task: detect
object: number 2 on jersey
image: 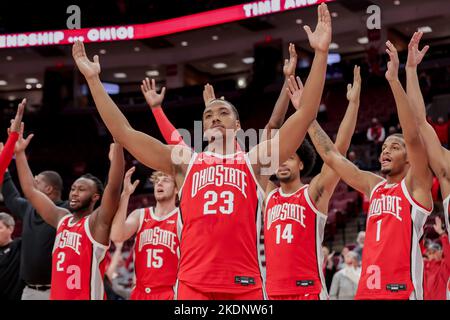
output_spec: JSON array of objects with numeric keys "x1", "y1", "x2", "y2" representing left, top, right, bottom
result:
[
  {"x1": 275, "y1": 224, "x2": 294, "y2": 244},
  {"x1": 204, "y1": 191, "x2": 234, "y2": 215}
]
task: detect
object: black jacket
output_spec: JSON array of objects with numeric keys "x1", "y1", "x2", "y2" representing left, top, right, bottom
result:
[{"x1": 1, "y1": 171, "x2": 69, "y2": 285}]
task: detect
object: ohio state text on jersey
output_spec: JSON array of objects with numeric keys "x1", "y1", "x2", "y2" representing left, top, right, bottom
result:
[
  {"x1": 132, "y1": 207, "x2": 181, "y2": 295},
  {"x1": 355, "y1": 179, "x2": 432, "y2": 300},
  {"x1": 178, "y1": 151, "x2": 265, "y2": 293},
  {"x1": 51, "y1": 215, "x2": 108, "y2": 300},
  {"x1": 264, "y1": 185, "x2": 328, "y2": 298}
]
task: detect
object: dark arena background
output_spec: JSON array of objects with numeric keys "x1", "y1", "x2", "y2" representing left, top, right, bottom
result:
[{"x1": 0, "y1": 0, "x2": 448, "y2": 315}]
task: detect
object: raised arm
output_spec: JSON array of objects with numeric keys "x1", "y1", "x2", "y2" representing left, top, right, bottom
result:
[
  {"x1": 0, "y1": 99, "x2": 25, "y2": 183},
  {"x1": 110, "y1": 166, "x2": 141, "y2": 242},
  {"x1": 307, "y1": 66, "x2": 362, "y2": 212},
  {"x1": 90, "y1": 142, "x2": 125, "y2": 246},
  {"x1": 261, "y1": 43, "x2": 298, "y2": 141},
  {"x1": 385, "y1": 40, "x2": 433, "y2": 206},
  {"x1": 249, "y1": 3, "x2": 331, "y2": 179},
  {"x1": 141, "y1": 78, "x2": 188, "y2": 147},
  {"x1": 14, "y1": 126, "x2": 69, "y2": 228},
  {"x1": 405, "y1": 32, "x2": 450, "y2": 193},
  {"x1": 72, "y1": 41, "x2": 189, "y2": 177}
]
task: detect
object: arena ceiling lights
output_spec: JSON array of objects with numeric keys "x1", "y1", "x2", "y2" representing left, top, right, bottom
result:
[{"x1": 0, "y1": 0, "x2": 333, "y2": 49}]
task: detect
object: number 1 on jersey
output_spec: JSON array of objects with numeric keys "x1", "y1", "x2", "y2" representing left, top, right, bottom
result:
[
  {"x1": 375, "y1": 220, "x2": 382, "y2": 242},
  {"x1": 275, "y1": 224, "x2": 294, "y2": 244}
]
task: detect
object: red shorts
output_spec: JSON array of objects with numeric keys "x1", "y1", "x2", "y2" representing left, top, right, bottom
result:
[
  {"x1": 177, "y1": 281, "x2": 264, "y2": 300},
  {"x1": 269, "y1": 294, "x2": 320, "y2": 300},
  {"x1": 130, "y1": 285, "x2": 175, "y2": 300}
]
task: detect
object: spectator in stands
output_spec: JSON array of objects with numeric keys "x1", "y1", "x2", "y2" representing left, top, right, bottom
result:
[
  {"x1": 428, "y1": 116, "x2": 449, "y2": 148},
  {"x1": 329, "y1": 251, "x2": 361, "y2": 300},
  {"x1": 347, "y1": 150, "x2": 368, "y2": 170},
  {"x1": 423, "y1": 216, "x2": 449, "y2": 300},
  {"x1": 388, "y1": 126, "x2": 397, "y2": 135},
  {"x1": 0, "y1": 212, "x2": 24, "y2": 300},
  {"x1": 322, "y1": 246, "x2": 337, "y2": 291},
  {"x1": 337, "y1": 246, "x2": 350, "y2": 270},
  {"x1": 1, "y1": 169, "x2": 67, "y2": 299},
  {"x1": 366, "y1": 117, "x2": 386, "y2": 145},
  {"x1": 105, "y1": 242, "x2": 131, "y2": 300},
  {"x1": 353, "y1": 231, "x2": 365, "y2": 262}
]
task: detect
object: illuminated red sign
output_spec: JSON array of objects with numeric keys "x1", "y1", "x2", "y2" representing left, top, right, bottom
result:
[{"x1": 0, "y1": 0, "x2": 332, "y2": 49}]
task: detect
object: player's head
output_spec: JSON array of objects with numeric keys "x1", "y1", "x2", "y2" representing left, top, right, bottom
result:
[
  {"x1": 379, "y1": 134, "x2": 408, "y2": 176},
  {"x1": 0, "y1": 212, "x2": 14, "y2": 246},
  {"x1": 344, "y1": 251, "x2": 359, "y2": 267},
  {"x1": 34, "y1": 171, "x2": 63, "y2": 200},
  {"x1": 150, "y1": 171, "x2": 177, "y2": 203},
  {"x1": 426, "y1": 242, "x2": 442, "y2": 261},
  {"x1": 69, "y1": 174, "x2": 104, "y2": 213},
  {"x1": 276, "y1": 140, "x2": 316, "y2": 182},
  {"x1": 202, "y1": 99, "x2": 241, "y2": 143}
]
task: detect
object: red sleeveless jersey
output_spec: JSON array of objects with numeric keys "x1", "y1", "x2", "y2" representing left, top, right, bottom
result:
[
  {"x1": 444, "y1": 195, "x2": 450, "y2": 301},
  {"x1": 178, "y1": 151, "x2": 265, "y2": 293},
  {"x1": 51, "y1": 215, "x2": 108, "y2": 300},
  {"x1": 131, "y1": 207, "x2": 181, "y2": 298},
  {"x1": 355, "y1": 179, "x2": 431, "y2": 300},
  {"x1": 264, "y1": 185, "x2": 328, "y2": 298}
]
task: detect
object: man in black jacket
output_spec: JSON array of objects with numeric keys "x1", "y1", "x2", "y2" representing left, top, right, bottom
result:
[
  {"x1": 0, "y1": 212, "x2": 24, "y2": 300},
  {"x1": 1, "y1": 169, "x2": 68, "y2": 299}
]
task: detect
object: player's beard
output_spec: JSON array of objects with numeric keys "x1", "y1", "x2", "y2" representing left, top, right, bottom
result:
[
  {"x1": 277, "y1": 172, "x2": 293, "y2": 183},
  {"x1": 70, "y1": 197, "x2": 93, "y2": 214},
  {"x1": 380, "y1": 167, "x2": 392, "y2": 175}
]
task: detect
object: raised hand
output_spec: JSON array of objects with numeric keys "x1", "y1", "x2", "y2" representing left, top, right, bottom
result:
[
  {"x1": 406, "y1": 31, "x2": 429, "y2": 68},
  {"x1": 385, "y1": 41, "x2": 399, "y2": 82},
  {"x1": 433, "y1": 216, "x2": 445, "y2": 236},
  {"x1": 72, "y1": 40, "x2": 101, "y2": 79},
  {"x1": 286, "y1": 75, "x2": 304, "y2": 109},
  {"x1": 283, "y1": 43, "x2": 298, "y2": 78},
  {"x1": 346, "y1": 65, "x2": 361, "y2": 103},
  {"x1": 303, "y1": 3, "x2": 332, "y2": 52},
  {"x1": 141, "y1": 78, "x2": 166, "y2": 108},
  {"x1": 8, "y1": 98, "x2": 26, "y2": 134},
  {"x1": 122, "y1": 166, "x2": 140, "y2": 196},
  {"x1": 14, "y1": 123, "x2": 34, "y2": 154}
]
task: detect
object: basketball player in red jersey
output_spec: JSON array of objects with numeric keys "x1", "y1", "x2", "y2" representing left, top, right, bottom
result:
[
  {"x1": 263, "y1": 65, "x2": 361, "y2": 300},
  {"x1": 110, "y1": 168, "x2": 181, "y2": 300},
  {"x1": 73, "y1": 3, "x2": 331, "y2": 299},
  {"x1": 403, "y1": 32, "x2": 450, "y2": 299},
  {"x1": 302, "y1": 40, "x2": 433, "y2": 300},
  {"x1": 14, "y1": 133, "x2": 124, "y2": 300}
]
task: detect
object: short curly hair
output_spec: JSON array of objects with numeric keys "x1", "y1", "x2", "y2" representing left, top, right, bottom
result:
[{"x1": 295, "y1": 139, "x2": 317, "y2": 177}]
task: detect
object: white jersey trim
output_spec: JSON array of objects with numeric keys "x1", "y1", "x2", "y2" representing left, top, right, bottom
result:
[
  {"x1": 243, "y1": 153, "x2": 266, "y2": 198},
  {"x1": 136, "y1": 208, "x2": 145, "y2": 234},
  {"x1": 150, "y1": 207, "x2": 179, "y2": 221},
  {"x1": 304, "y1": 187, "x2": 328, "y2": 219},
  {"x1": 369, "y1": 178, "x2": 387, "y2": 201},
  {"x1": 278, "y1": 184, "x2": 308, "y2": 198},
  {"x1": 85, "y1": 216, "x2": 110, "y2": 250},
  {"x1": 443, "y1": 195, "x2": 450, "y2": 243},
  {"x1": 400, "y1": 179, "x2": 433, "y2": 215},
  {"x1": 56, "y1": 214, "x2": 72, "y2": 230},
  {"x1": 177, "y1": 151, "x2": 199, "y2": 199},
  {"x1": 265, "y1": 188, "x2": 278, "y2": 207}
]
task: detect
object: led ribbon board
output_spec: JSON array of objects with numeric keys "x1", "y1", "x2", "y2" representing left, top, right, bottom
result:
[{"x1": 0, "y1": 0, "x2": 332, "y2": 49}]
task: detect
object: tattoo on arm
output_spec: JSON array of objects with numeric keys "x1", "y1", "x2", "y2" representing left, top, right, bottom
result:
[{"x1": 310, "y1": 123, "x2": 333, "y2": 155}]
